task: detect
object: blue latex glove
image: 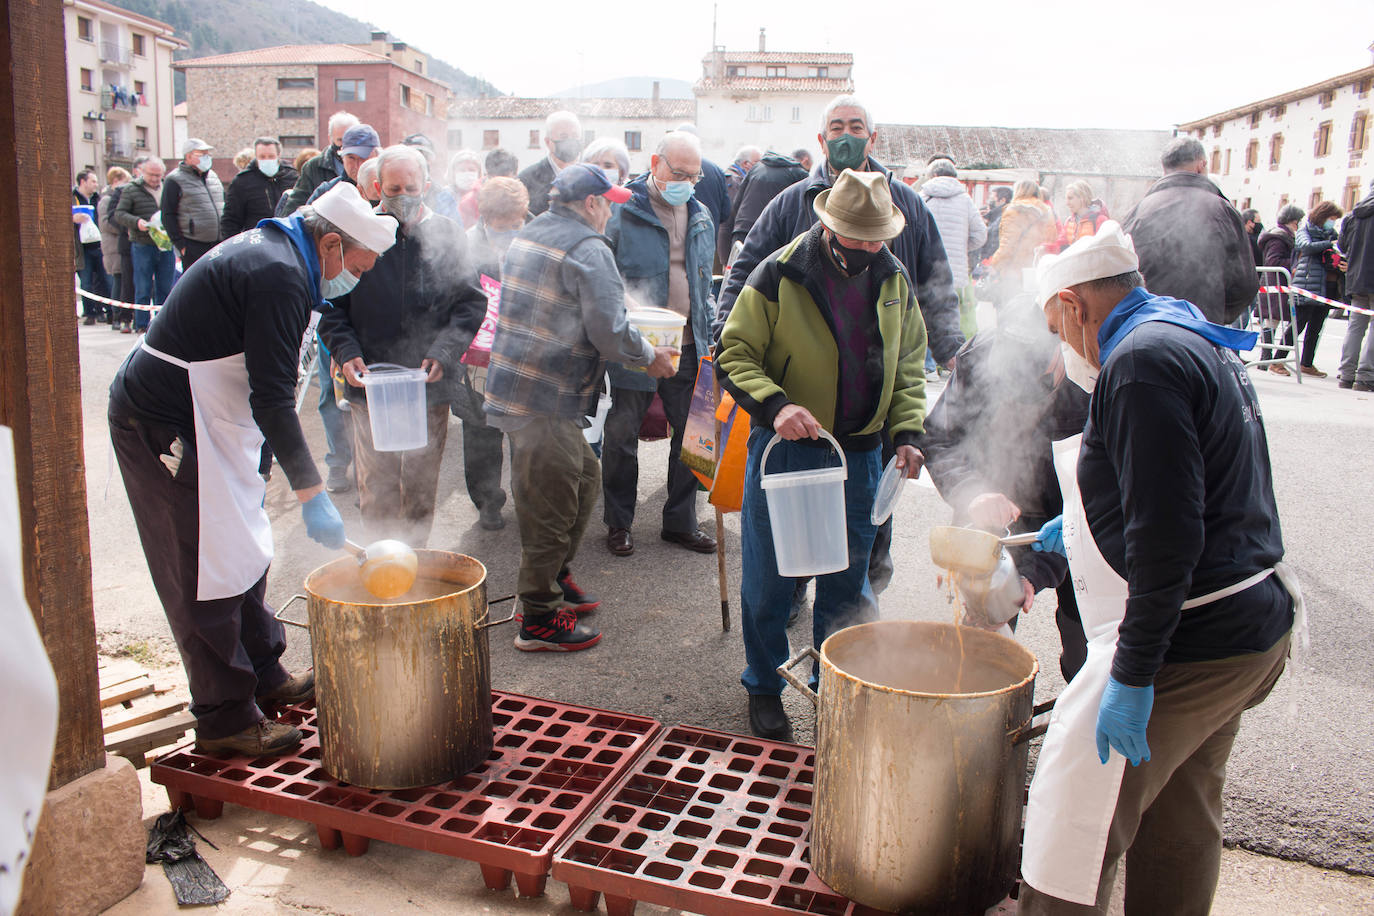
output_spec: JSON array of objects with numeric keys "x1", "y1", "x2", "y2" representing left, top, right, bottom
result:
[
  {"x1": 301, "y1": 491, "x2": 346, "y2": 549},
  {"x1": 1095, "y1": 676, "x2": 1154, "y2": 766},
  {"x1": 1032, "y1": 515, "x2": 1065, "y2": 556}
]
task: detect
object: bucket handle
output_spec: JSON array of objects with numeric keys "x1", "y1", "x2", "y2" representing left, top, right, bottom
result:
[
  {"x1": 760, "y1": 429, "x2": 848, "y2": 482},
  {"x1": 274, "y1": 594, "x2": 310, "y2": 630},
  {"x1": 777, "y1": 646, "x2": 821, "y2": 708},
  {"x1": 360, "y1": 361, "x2": 422, "y2": 384},
  {"x1": 474, "y1": 594, "x2": 518, "y2": 631},
  {"x1": 1008, "y1": 697, "x2": 1057, "y2": 745}
]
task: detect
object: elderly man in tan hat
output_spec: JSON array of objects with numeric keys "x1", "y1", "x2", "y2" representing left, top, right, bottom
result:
[{"x1": 718, "y1": 168, "x2": 928, "y2": 740}]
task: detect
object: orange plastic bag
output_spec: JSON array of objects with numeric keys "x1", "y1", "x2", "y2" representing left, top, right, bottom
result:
[{"x1": 708, "y1": 391, "x2": 749, "y2": 514}]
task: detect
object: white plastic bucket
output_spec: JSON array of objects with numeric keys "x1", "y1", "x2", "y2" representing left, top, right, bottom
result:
[
  {"x1": 628, "y1": 307, "x2": 686, "y2": 372},
  {"x1": 760, "y1": 430, "x2": 849, "y2": 576},
  {"x1": 359, "y1": 363, "x2": 428, "y2": 452}
]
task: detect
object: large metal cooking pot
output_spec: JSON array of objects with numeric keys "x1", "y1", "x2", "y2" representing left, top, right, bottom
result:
[
  {"x1": 278, "y1": 550, "x2": 514, "y2": 790},
  {"x1": 780, "y1": 620, "x2": 1044, "y2": 915}
]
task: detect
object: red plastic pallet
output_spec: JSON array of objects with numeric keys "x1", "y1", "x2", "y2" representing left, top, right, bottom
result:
[
  {"x1": 150, "y1": 692, "x2": 660, "y2": 897},
  {"x1": 551, "y1": 725, "x2": 899, "y2": 916}
]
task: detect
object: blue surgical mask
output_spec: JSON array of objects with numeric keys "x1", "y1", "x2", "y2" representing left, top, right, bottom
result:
[
  {"x1": 258, "y1": 158, "x2": 280, "y2": 178},
  {"x1": 322, "y1": 267, "x2": 360, "y2": 300},
  {"x1": 1323, "y1": 220, "x2": 1336, "y2": 230},
  {"x1": 198, "y1": 154, "x2": 213, "y2": 172},
  {"x1": 659, "y1": 180, "x2": 694, "y2": 206}
]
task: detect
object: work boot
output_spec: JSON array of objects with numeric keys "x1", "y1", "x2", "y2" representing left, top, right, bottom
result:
[
  {"x1": 326, "y1": 466, "x2": 353, "y2": 493},
  {"x1": 1356, "y1": 381, "x2": 1374, "y2": 392},
  {"x1": 257, "y1": 670, "x2": 315, "y2": 704},
  {"x1": 478, "y1": 502, "x2": 505, "y2": 530},
  {"x1": 558, "y1": 569, "x2": 600, "y2": 614},
  {"x1": 748, "y1": 695, "x2": 793, "y2": 742},
  {"x1": 196, "y1": 719, "x2": 302, "y2": 756},
  {"x1": 514, "y1": 607, "x2": 602, "y2": 652}
]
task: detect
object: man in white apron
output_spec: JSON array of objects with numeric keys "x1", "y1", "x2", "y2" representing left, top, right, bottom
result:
[
  {"x1": 1019, "y1": 224, "x2": 1302, "y2": 914},
  {"x1": 108, "y1": 183, "x2": 397, "y2": 756}
]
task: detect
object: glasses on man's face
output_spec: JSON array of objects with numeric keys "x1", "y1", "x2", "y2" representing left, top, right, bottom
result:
[{"x1": 661, "y1": 159, "x2": 703, "y2": 185}]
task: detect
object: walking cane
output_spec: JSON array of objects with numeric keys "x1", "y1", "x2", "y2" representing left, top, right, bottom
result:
[{"x1": 710, "y1": 362, "x2": 730, "y2": 632}]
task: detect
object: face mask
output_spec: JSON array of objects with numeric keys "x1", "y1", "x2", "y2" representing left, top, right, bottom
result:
[
  {"x1": 382, "y1": 193, "x2": 424, "y2": 226},
  {"x1": 1060, "y1": 313, "x2": 1098, "y2": 393},
  {"x1": 1323, "y1": 220, "x2": 1336, "y2": 230},
  {"x1": 258, "y1": 158, "x2": 280, "y2": 178},
  {"x1": 827, "y1": 233, "x2": 877, "y2": 276},
  {"x1": 552, "y1": 137, "x2": 583, "y2": 163},
  {"x1": 322, "y1": 266, "x2": 359, "y2": 300},
  {"x1": 601, "y1": 167, "x2": 621, "y2": 187},
  {"x1": 452, "y1": 172, "x2": 478, "y2": 192},
  {"x1": 825, "y1": 134, "x2": 868, "y2": 172},
  {"x1": 659, "y1": 180, "x2": 694, "y2": 206},
  {"x1": 198, "y1": 154, "x2": 212, "y2": 172}
]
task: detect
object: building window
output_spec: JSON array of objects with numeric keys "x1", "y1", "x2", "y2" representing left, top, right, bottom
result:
[
  {"x1": 76, "y1": 16, "x2": 93, "y2": 41},
  {"x1": 1359, "y1": 78, "x2": 1372, "y2": 99},
  {"x1": 807, "y1": 66, "x2": 828, "y2": 77},
  {"x1": 1210, "y1": 148, "x2": 1221, "y2": 172},
  {"x1": 1269, "y1": 134, "x2": 1283, "y2": 169},
  {"x1": 766, "y1": 66, "x2": 784, "y2": 77},
  {"x1": 424, "y1": 94, "x2": 434, "y2": 116},
  {"x1": 279, "y1": 77, "x2": 315, "y2": 90},
  {"x1": 414, "y1": 59, "x2": 423, "y2": 74},
  {"x1": 625, "y1": 130, "x2": 642, "y2": 152},
  {"x1": 747, "y1": 104, "x2": 758, "y2": 121},
  {"x1": 1245, "y1": 139, "x2": 1259, "y2": 169},
  {"x1": 1225, "y1": 149, "x2": 1232, "y2": 175},
  {"x1": 1210, "y1": 124, "x2": 1220, "y2": 137},
  {"x1": 1343, "y1": 178, "x2": 1362, "y2": 211},
  {"x1": 726, "y1": 66, "x2": 743, "y2": 77},
  {"x1": 1319, "y1": 90, "x2": 1335, "y2": 109},
  {"x1": 133, "y1": 80, "x2": 145, "y2": 97},
  {"x1": 528, "y1": 129, "x2": 540, "y2": 149},
  {"x1": 279, "y1": 135, "x2": 315, "y2": 148},
  {"x1": 131, "y1": 33, "x2": 145, "y2": 56},
  {"x1": 334, "y1": 78, "x2": 364, "y2": 102},
  {"x1": 135, "y1": 126, "x2": 148, "y2": 149},
  {"x1": 482, "y1": 129, "x2": 499, "y2": 149},
  {"x1": 1352, "y1": 111, "x2": 1370, "y2": 153},
  {"x1": 79, "y1": 68, "x2": 93, "y2": 92},
  {"x1": 400, "y1": 84, "x2": 412, "y2": 108},
  {"x1": 791, "y1": 106, "x2": 801, "y2": 122},
  {"x1": 448, "y1": 129, "x2": 463, "y2": 148},
  {"x1": 762, "y1": 105, "x2": 773, "y2": 121},
  {"x1": 1270, "y1": 103, "x2": 1286, "y2": 119},
  {"x1": 1249, "y1": 111, "x2": 1261, "y2": 129},
  {"x1": 1315, "y1": 120, "x2": 1332, "y2": 157},
  {"x1": 278, "y1": 106, "x2": 315, "y2": 119},
  {"x1": 1309, "y1": 189, "x2": 1323, "y2": 209},
  {"x1": 1241, "y1": 198, "x2": 1252, "y2": 210}
]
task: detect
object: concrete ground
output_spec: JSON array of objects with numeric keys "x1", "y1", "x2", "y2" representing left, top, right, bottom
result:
[{"x1": 79, "y1": 312, "x2": 1374, "y2": 914}]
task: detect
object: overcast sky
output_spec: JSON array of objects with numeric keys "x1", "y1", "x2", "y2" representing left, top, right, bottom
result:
[{"x1": 320, "y1": 0, "x2": 1374, "y2": 130}]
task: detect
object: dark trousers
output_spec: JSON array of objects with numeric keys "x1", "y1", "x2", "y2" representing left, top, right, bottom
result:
[
  {"x1": 178, "y1": 239, "x2": 217, "y2": 271},
  {"x1": 462, "y1": 420, "x2": 506, "y2": 511},
  {"x1": 108, "y1": 409, "x2": 289, "y2": 739},
  {"x1": 349, "y1": 399, "x2": 451, "y2": 545},
  {"x1": 1055, "y1": 579, "x2": 1087, "y2": 681},
  {"x1": 1294, "y1": 302, "x2": 1329, "y2": 367},
  {"x1": 114, "y1": 250, "x2": 135, "y2": 326},
  {"x1": 79, "y1": 246, "x2": 109, "y2": 319},
  {"x1": 508, "y1": 416, "x2": 600, "y2": 616},
  {"x1": 601, "y1": 343, "x2": 700, "y2": 534}
]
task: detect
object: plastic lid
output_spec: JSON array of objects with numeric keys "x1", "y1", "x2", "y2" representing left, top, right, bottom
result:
[{"x1": 871, "y1": 455, "x2": 906, "y2": 524}]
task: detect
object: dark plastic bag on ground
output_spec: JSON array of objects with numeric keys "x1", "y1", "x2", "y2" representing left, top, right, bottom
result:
[{"x1": 146, "y1": 810, "x2": 229, "y2": 906}]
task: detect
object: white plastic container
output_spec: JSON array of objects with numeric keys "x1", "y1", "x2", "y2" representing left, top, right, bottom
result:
[
  {"x1": 627, "y1": 307, "x2": 687, "y2": 372},
  {"x1": 760, "y1": 430, "x2": 849, "y2": 576},
  {"x1": 359, "y1": 363, "x2": 428, "y2": 452}
]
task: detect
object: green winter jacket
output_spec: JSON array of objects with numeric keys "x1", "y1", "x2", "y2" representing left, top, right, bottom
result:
[{"x1": 718, "y1": 223, "x2": 928, "y2": 451}]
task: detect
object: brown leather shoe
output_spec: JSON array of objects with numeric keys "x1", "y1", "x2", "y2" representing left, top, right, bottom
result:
[
  {"x1": 607, "y1": 527, "x2": 634, "y2": 556},
  {"x1": 1268, "y1": 364, "x2": 1291, "y2": 377},
  {"x1": 661, "y1": 528, "x2": 718, "y2": 554},
  {"x1": 196, "y1": 719, "x2": 302, "y2": 756},
  {"x1": 257, "y1": 670, "x2": 315, "y2": 704},
  {"x1": 1300, "y1": 365, "x2": 1328, "y2": 378}
]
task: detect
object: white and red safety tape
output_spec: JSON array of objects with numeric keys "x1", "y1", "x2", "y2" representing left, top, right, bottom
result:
[
  {"x1": 1256, "y1": 285, "x2": 1374, "y2": 318},
  {"x1": 74, "y1": 276, "x2": 161, "y2": 312}
]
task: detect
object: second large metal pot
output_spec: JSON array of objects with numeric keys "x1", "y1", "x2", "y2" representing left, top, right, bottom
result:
[
  {"x1": 280, "y1": 550, "x2": 513, "y2": 790},
  {"x1": 781, "y1": 620, "x2": 1040, "y2": 915}
]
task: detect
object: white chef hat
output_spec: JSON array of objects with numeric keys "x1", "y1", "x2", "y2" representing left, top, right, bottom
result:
[
  {"x1": 312, "y1": 181, "x2": 396, "y2": 254},
  {"x1": 1035, "y1": 220, "x2": 1139, "y2": 309}
]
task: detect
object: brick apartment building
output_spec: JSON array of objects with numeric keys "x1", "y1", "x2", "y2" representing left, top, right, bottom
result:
[{"x1": 174, "y1": 32, "x2": 454, "y2": 184}]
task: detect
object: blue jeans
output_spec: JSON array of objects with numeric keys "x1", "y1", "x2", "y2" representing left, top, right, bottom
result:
[
  {"x1": 315, "y1": 344, "x2": 353, "y2": 471},
  {"x1": 130, "y1": 242, "x2": 174, "y2": 331},
  {"x1": 79, "y1": 246, "x2": 109, "y2": 319},
  {"x1": 740, "y1": 427, "x2": 881, "y2": 695}
]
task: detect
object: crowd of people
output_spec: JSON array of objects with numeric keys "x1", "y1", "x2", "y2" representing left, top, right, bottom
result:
[{"x1": 84, "y1": 90, "x2": 1374, "y2": 915}]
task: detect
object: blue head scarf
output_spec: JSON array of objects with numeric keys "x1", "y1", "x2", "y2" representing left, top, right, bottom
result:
[
  {"x1": 1098, "y1": 288, "x2": 1257, "y2": 364},
  {"x1": 255, "y1": 215, "x2": 324, "y2": 308}
]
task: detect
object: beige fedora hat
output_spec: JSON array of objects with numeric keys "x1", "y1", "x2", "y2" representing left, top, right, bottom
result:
[{"x1": 812, "y1": 169, "x2": 906, "y2": 241}]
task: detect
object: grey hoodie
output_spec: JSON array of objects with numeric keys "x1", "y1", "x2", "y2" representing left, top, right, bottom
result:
[{"x1": 918, "y1": 176, "x2": 986, "y2": 282}]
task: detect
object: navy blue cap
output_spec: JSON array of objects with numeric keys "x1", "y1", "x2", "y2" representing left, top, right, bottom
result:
[
  {"x1": 551, "y1": 162, "x2": 632, "y2": 204},
  {"x1": 340, "y1": 124, "x2": 381, "y2": 158}
]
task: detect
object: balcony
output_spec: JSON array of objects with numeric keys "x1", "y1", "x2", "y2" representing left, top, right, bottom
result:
[
  {"x1": 100, "y1": 86, "x2": 140, "y2": 116},
  {"x1": 99, "y1": 41, "x2": 132, "y2": 67},
  {"x1": 104, "y1": 139, "x2": 132, "y2": 160}
]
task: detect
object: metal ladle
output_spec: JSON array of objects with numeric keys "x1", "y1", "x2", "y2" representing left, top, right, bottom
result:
[
  {"x1": 344, "y1": 538, "x2": 419, "y2": 600},
  {"x1": 929, "y1": 526, "x2": 1040, "y2": 578}
]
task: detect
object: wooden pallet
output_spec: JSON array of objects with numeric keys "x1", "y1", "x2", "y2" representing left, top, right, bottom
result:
[{"x1": 99, "y1": 657, "x2": 191, "y2": 768}]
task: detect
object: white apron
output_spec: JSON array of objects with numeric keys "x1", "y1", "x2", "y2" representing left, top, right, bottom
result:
[
  {"x1": 1022, "y1": 434, "x2": 1309, "y2": 905},
  {"x1": 141, "y1": 341, "x2": 273, "y2": 601}
]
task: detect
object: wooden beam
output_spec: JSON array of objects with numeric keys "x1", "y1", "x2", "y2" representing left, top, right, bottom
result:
[{"x1": 0, "y1": 0, "x2": 103, "y2": 786}]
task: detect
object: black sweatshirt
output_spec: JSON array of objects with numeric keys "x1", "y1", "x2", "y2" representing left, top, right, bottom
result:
[
  {"x1": 108, "y1": 225, "x2": 322, "y2": 490},
  {"x1": 1079, "y1": 322, "x2": 1292, "y2": 686}
]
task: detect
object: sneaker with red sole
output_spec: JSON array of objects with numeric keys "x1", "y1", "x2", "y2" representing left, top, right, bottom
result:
[
  {"x1": 514, "y1": 607, "x2": 602, "y2": 652},
  {"x1": 557, "y1": 569, "x2": 600, "y2": 614}
]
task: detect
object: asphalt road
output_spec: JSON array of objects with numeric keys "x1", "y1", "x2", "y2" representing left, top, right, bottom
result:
[{"x1": 79, "y1": 317, "x2": 1373, "y2": 876}]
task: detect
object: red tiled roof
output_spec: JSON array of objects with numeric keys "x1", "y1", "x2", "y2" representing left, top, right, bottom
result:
[
  {"x1": 693, "y1": 77, "x2": 855, "y2": 94},
  {"x1": 449, "y1": 97, "x2": 697, "y2": 120},
  {"x1": 173, "y1": 44, "x2": 392, "y2": 68},
  {"x1": 874, "y1": 125, "x2": 1172, "y2": 177},
  {"x1": 704, "y1": 51, "x2": 854, "y2": 65}
]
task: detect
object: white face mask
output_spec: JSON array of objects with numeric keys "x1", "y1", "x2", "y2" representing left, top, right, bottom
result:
[
  {"x1": 1061, "y1": 340, "x2": 1097, "y2": 393},
  {"x1": 452, "y1": 172, "x2": 478, "y2": 192},
  {"x1": 258, "y1": 157, "x2": 280, "y2": 177},
  {"x1": 601, "y1": 166, "x2": 621, "y2": 187}
]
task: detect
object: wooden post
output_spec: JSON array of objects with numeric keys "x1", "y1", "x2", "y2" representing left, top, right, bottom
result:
[
  {"x1": 710, "y1": 363, "x2": 729, "y2": 632},
  {"x1": 0, "y1": 0, "x2": 104, "y2": 786}
]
